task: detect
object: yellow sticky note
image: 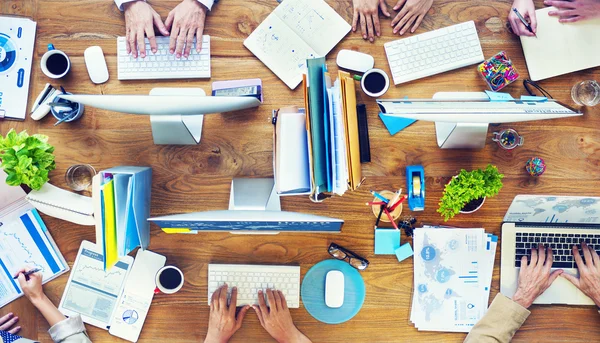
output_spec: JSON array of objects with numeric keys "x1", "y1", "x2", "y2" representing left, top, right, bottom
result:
[
  {"x1": 162, "y1": 228, "x2": 191, "y2": 234},
  {"x1": 102, "y1": 180, "x2": 118, "y2": 270}
]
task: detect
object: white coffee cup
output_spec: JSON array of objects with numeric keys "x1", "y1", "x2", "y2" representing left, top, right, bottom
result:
[
  {"x1": 154, "y1": 266, "x2": 184, "y2": 295},
  {"x1": 40, "y1": 44, "x2": 71, "y2": 79},
  {"x1": 360, "y1": 68, "x2": 390, "y2": 98}
]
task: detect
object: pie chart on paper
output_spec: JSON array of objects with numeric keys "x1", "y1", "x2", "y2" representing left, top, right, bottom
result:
[
  {"x1": 0, "y1": 33, "x2": 17, "y2": 73},
  {"x1": 122, "y1": 310, "x2": 139, "y2": 325}
]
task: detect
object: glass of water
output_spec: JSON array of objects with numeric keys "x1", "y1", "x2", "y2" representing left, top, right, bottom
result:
[
  {"x1": 571, "y1": 80, "x2": 600, "y2": 106},
  {"x1": 65, "y1": 164, "x2": 96, "y2": 191}
]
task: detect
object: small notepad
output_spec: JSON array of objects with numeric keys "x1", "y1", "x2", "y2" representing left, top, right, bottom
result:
[{"x1": 374, "y1": 229, "x2": 401, "y2": 255}]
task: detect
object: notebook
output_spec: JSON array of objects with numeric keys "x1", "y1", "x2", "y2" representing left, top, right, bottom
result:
[
  {"x1": 520, "y1": 7, "x2": 600, "y2": 81},
  {"x1": 26, "y1": 183, "x2": 94, "y2": 226},
  {"x1": 244, "y1": 0, "x2": 351, "y2": 89}
]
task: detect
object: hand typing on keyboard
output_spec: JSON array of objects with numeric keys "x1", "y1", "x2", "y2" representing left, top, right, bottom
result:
[
  {"x1": 512, "y1": 244, "x2": 563, "y2": 308},
  {"x1": 561, "y1": 242, "x2": 600, "y2": 307},
  {"x1": 391, "y1": 0, "x2": 434, "y2": 35},
  {"x1": 205, "y1": 284, "x2": 250, "y2": 343},
  {"x1": 123, "y1": 1, "x2": 170, "y2": 58},
  {"x1": 165, "y1": 0, "x2": 209, "y2": 58},
  {"x1": 253, "y1": 289, "x2": 312, "y2": 343},
  {"x1": 351, "y1": 0, "x2": 391, "y2": 42}
]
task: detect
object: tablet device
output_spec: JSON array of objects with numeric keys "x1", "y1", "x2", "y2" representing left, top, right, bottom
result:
[{"x1": 58, "y1": 240, "x2": 133, "y2": 329}]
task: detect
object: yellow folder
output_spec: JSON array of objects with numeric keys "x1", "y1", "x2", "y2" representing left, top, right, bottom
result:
[
  {"x1": 102, "y1": 180, "x2": 118, "y2": 270},
  {"x1": 339, "y1": 71, "x2": 363, "y2": 190}
]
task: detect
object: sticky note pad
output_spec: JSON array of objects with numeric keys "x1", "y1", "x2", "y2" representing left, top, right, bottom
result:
[
  {"x1": 395, "y1": 243, "x2": 414, "y2": 262},
  {"x1": 485, "y1": 90, "x2": 514, "y2": 102},
  {"x1": 379, "y1": 113, "x2": 416, "y2": 136},
  {"x1": 374, "y1": 229, "x2": 401, "y2": 255}
]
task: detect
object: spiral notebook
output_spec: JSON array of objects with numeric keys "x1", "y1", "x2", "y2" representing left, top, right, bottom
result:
[{"x1": 26, "y1": 183, "x2": 94, "y2": 226}]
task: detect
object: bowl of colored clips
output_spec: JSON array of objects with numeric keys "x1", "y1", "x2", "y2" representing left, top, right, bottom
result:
[
  {"x1": 492, "y1": 128, "x2": 524, "y2": 150},
  {"x1": 371, "y1": 190, "x2": 402, "y2": 222},
  {"x1": 478, "y1": 51, "x2": 519, "y2": 92},
  {"x1": 50, "y1": 92, "x2": 84, "y2": 125}
]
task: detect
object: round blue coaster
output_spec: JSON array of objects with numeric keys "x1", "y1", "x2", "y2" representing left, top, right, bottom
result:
[{"x1": 301, "y1": 259, "x2": 366, "y2": 324}]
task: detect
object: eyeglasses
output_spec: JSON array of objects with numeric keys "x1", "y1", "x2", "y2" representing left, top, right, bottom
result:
[
  {"x1": 523, "y1": 79, "x2": 554, "y2": 99},
  {"x1": 328, "y1": 243, "x2": 369, "y2": 271}
]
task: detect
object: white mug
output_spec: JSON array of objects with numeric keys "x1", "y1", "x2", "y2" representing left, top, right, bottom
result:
[
  {"x1": 154, "y1": 266, "x2": 184, "y2": 295},
  {"x1": 40, "y1": 44, "x2": 70, "y2": 79},
  {"x1": 360, "y1": 68, "x2": 390, "y2": 98}
]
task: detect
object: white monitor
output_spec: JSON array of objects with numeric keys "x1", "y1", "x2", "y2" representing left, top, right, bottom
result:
[
  {"x1": 59, "y1": 88, "x2": 261, "y2": 145},
  {"x1": 149, "y1": 178, "x2": 343, "y2": 234},
  {"x1": 377, "y1": 92, "x2": 582, "y2": 149}
]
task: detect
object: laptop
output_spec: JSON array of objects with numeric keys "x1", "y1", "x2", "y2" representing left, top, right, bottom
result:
[
  {"x1": 520, "y1": 7, "x2": 600, "y2": 81},
  {"x1": 500, "y1": 195, "x2": 600, "y2": 305}
]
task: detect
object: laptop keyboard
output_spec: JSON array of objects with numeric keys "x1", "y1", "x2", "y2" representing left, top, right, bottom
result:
[{"x1": 515, "y1": 232, "x2": 600, "y2": 268}]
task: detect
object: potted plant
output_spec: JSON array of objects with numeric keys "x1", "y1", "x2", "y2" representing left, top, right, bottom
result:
[
  {"x1": 0, "y1": 129, "x2": 56, "y2": 191},
  {"x1": 437, "y1": 164, "x2": 504, "y2": 222}
]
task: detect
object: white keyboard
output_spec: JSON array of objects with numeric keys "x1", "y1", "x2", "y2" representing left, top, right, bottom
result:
[
  {"x1": 208, "y1": 264, "x2": 300, "y2": 308},
  {"x1": 384, "y1": 21, "x2": 484, "y2": 85},
  {"x1": 117, "y1": 35, "x2": 210, "y2": 80}
]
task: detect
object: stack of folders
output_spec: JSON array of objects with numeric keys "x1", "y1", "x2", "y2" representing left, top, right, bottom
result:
[
  {"x1": 274, "y1": 57, "x2": 363, "y2": 200},
  {"x1": 410, "y1": 226, "x2": 497, "y2": 332},
  {"x1": 92, "y1": 166, "x2": 152, "y2": 270}
]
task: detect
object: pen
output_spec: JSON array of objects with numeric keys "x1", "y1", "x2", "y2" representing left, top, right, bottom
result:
[
  {"x1": 512, "y1": 8, "x2": 536, "y2": 36},
  {"x1": 387, "y1": 191, "x2": 402, "y2": 210},
  {"x1": 374, "y1": 205, "x2": 385, "y2": 228},
  {"x1": 13, "y1": 268, "x2": 41, "y2": 279},
  {"x1": 370, "y1": 191, "x2": 389, "y2": 203},
  {"x1": 366, "y1": 201, "x2": 386, "y2": 206},
  {"x1": 383, "y1": 208, "x2": 399, "y2": 230},
  {"x1": 389, "y1": 195, "x2": 408, "y2": 212}
]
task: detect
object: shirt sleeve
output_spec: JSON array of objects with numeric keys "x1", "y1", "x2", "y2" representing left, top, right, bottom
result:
[
  {"x1": 114, "y1": 0, "x2": 145, "y2": 11},
  {"x1": 463, "y1": 294, "x2": 531, "y2": 343},
  {"x1": 48, "y1": 315, "x2": 92, "y2": 343},
  {"x1": 197, "y1": 0, "x2": 215, "y2": 11}
]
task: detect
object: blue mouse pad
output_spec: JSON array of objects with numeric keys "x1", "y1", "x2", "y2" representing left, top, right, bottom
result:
[{"x1": 301, "y1": 259, "x2": 366, "y2": 324}]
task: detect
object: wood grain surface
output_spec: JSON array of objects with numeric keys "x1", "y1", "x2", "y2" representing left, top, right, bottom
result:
[{"x1": 2, "y1": 0, "x2": 600, "y2": 342}]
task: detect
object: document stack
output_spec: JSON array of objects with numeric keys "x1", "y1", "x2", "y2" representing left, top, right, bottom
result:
[
  {"x1": 92, "y1": 166, "x2": 152, "y2": 270},
  {"x1": 410, "y1": 226, "x2": 497, "y2": 332},
  {"x1": 273, "y1": 57, "x2": 363, "y2": 201}
]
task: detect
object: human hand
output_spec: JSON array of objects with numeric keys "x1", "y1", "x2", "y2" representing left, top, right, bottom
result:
[
  {"x1": 205, "y1": 284, "x2": 250, "y2": 343},
  {"x1": 253, "y1": 289, "x2": 311, "y2": 343},
  {"x1": 165, "y1": 0, "x2": 208, "y2": 59},
  {"x1": 512, "y1": 245, "x2": 563, "y2": 308},
  {"x1": 509, "y1": 0, "x2": 537, "y2": 36},
  {"x1": 391, "y1": 0, "x2": 433, "y2": 35},
  {"x1": 0, "y1": 312, "x2": 20, "y2": 335},
  {"x1": 352, "y1": 0, "x2": 391, "y2": 42},
  {"x1": 123, "y1": 1, "x2": 169, "y2": 58},
  {"x1": 545, "y1": 0, "x2": 600, "y2": 23},
  {"x1": 561, "y1": 242, "x2": 600, "y2": 306},
  {"x1": 14, "y1": 268, "x2": 46, "y2": 304}
]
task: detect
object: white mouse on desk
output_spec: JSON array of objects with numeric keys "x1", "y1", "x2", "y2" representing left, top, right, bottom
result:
[{"x1": 325, "y1": 270, "x2": 345, "y2": 308}]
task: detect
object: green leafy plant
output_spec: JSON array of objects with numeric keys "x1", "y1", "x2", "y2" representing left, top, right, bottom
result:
[
  {"x1": 437, "y1": 164, "x2": 504, "y2": 222},
  {"x1": 0, "y1": 129, "x2": 56, "y2": 190}
]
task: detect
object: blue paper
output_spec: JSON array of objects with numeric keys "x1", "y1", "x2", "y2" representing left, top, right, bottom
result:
[
  {"x1": 375, "y1": 229, "x2": 401, "y2": 255},
  {"x1": 520, "y1": 95, "x2": 547, "y2": 102},
  {"x1": 485, "y1": 90, "x2": 514, "y2": 102},
  {"x1": 395, "y1": 243, "x2": 414, "y2": 262},
  {"x1": 379, "y1": 113, "x2": 416, "y2": 136}
]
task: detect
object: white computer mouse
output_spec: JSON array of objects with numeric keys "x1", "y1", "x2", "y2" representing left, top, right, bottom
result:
[
  {"x1": 336, "y1": 49, "x2": 375, "y2": 73},
  {"x1": 325, "y1": 270, "x2": 345, "y2": 308},
  {"x1": 84, "y1": 46, "x2": 109, "y2": 84}
]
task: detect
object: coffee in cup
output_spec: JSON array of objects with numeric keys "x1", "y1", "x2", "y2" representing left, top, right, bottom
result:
[
  {"x1": 154, "y1": 266, "x2": 184, "y2": 294},
  {"x1": 41, "y1": 44, "x2": 70, "y2": 79},
  {"x1": 360, "y1": 68, "x2": 390, "y2": 98}
]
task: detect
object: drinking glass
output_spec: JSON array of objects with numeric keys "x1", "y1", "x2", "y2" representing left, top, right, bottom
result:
[
  {"x1": 65, "y1": 164, "x2": 96, "y2": 191},
  {"x1": 571, "y1": 80, "x2": 600, "y2": 106}
]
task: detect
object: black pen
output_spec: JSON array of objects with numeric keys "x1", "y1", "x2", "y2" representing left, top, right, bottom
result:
[
  {"x1": 374, "y1": 205, "x2": 385, "y2": 229},
  {"x1": 512, "y1": 8, "x2": 536, "y2": 36},
  {"x1": 13, "y1": 268, "x2": 41, "y2": 279}
]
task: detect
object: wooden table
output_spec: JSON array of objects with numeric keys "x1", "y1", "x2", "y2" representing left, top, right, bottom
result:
[{"x1": 2, "y1": 0, "x2": 600, "y2": 341}]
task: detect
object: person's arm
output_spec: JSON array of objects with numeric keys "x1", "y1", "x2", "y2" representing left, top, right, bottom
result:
[
  {"x1": 204, "y1": 284, "x2": 250, "y2": 343},
  {"x1": 253, "y1": 289, "x2": 311, "y2": 343},
  {"x1": 561, "y1": 242, "x2": 600, "y2": 305},
  {"x1": 122, "y1": 1, "x2": 169, "y2": 58},
  {"x1": 351, "y1": 0, "x2": 391, "y2": 42},
  {"x1": 15, "y1": 268, "x2": 92, "y2": 343},
  {"x1": 390, "y1": 0, "x2": 433, "y2": 35},
  {"x1": 464, "y1": 245, "x2": 562, "y2": 343},
  {"x1": 508, "y1": 0, "x2": 537, "y2": 36},
  {"x1": 545, "y1": 0, "x2": 600, "y2": 22}
]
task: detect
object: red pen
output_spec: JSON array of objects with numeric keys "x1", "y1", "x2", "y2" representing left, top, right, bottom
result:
[
  {"x1": 366, "y1": 201, "x2": 386, "y2": 206},
  {"x1": 384, "y1": 208, "x2": 399, "y2": 230},
  {"x1": 389, "y1": 195, "x2": 408, "y2": 212}
]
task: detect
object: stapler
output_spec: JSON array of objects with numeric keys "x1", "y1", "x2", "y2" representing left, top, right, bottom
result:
[
  {"x1": 406, "y1": 165, "x2": 425, "y2": 211},
  {"x1": 30, "y1": 83, "x2": 62, "y2": 121}
]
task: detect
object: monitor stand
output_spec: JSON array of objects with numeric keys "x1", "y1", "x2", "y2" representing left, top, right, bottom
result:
[
  {"x1": 149, "y1": 88, "x2": 204, "y2": 145},
  {"x1": 433, "y1": 92, "x2": 490, "y2": 149},
  {"x1": 228, "y1": 178, "x2": 281, "y2": 234}
]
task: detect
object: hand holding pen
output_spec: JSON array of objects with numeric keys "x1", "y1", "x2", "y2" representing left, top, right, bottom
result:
[{"x1": 509, "y1": 0, "x2": 537, "y2": 37}]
